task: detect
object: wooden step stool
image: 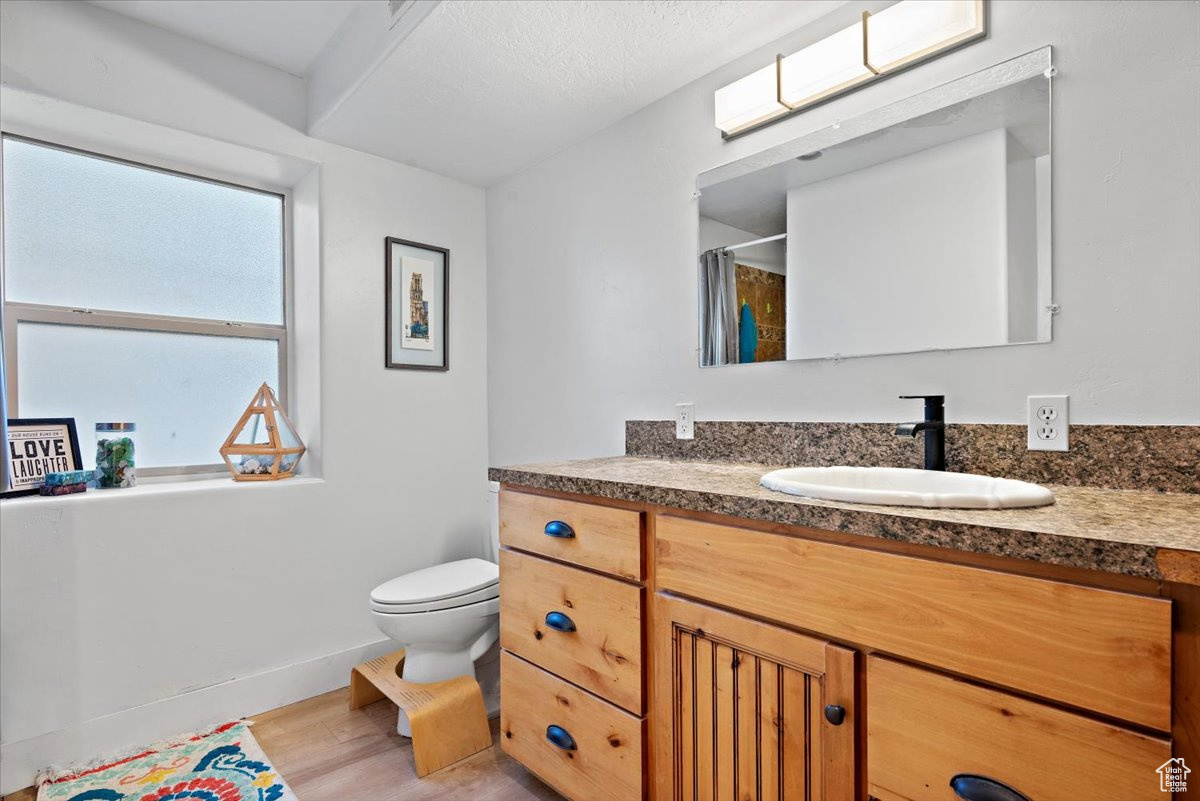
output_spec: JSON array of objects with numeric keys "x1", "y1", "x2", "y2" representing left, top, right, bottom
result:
[{"x1": 349, "y1": 650, "x2": 493, "y2": 777}]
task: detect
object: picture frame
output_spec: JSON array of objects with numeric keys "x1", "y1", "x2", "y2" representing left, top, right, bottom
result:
[
  {"x1": 385, "y1": 237, "x2": 449, "y2": 371},
  {"x1": 4, "y1": 417, "x2": 83, "y2": 497}
]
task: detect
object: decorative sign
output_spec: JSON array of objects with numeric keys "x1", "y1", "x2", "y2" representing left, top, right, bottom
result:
[{"x1": 4, "y1": 418, "x2": 83, "y2": 496}]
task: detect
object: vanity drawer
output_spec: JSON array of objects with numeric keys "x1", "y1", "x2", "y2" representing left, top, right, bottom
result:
[
  {"x1": 500, "y1": 548, "x2": 643, "y2": 713},
  {"x1": 867, "y1": 656, "x2": 1171, "y2": 801},
  {"x1": 499, "y1": 490, "x2": 643, "y2": 580},
  {"x1": 500, "y1": 651, "x2": 644, "y2": 801},
  {"x1": 655, "y1": 515, "x2": 1173, "y2": 730}
]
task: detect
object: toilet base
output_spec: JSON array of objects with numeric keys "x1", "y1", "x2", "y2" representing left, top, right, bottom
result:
[{"x1": 477, "y1": 640, "x2": 501, "y2": 718}]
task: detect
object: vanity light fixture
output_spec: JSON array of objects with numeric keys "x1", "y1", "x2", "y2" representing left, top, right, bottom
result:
[{"x1": 715, "y1": 0, "x2": 986, "y2": 138}]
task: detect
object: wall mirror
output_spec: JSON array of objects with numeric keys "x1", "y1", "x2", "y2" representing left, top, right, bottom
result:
[{"x1": 698, "y1": 47, "x2": 1053, "y2": 366}]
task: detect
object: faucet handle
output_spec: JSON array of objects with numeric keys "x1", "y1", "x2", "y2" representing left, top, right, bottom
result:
[{"x1": 900, "y1": 395, "x2": 945, "y2": 418}]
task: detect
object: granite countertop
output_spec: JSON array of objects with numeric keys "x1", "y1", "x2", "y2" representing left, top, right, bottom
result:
[{"x1": 489, "y1": 456, "x2": 1200, "y2": 580}]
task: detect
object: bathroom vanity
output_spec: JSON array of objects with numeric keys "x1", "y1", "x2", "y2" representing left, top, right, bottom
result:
[{"x1": 493, "y1": 450, "x2": 1200, "y2": 801}]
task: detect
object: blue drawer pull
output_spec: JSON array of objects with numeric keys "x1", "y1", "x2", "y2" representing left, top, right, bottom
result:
[
  {"x1": 544, "y1": 520, "x2": 575, "y2": 538},
  {"x1": 545, "y1": 725, "x2": 577, "y2": 751},
  {"x1": 544, "y1": 611, "x2": 576, "y2": 633},
  {"x1": 950, "y1": 774, "x2": 1031, "y2": 801}
]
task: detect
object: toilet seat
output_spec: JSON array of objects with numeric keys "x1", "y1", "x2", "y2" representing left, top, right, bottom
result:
[{"x1": 371, "y1": 557, "x2": 499, "y2": 614}]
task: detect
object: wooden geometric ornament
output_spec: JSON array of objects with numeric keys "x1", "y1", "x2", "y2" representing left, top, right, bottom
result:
[{"x1": 219, "y1": 383, "x2": 306, "y2": 481}]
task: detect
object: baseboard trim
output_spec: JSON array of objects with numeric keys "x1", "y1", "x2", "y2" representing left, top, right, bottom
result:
[{"x1": 0, "y1": 639, "x2": 394, "y2": 795}]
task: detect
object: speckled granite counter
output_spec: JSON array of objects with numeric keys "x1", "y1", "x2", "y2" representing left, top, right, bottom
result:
[{"x1": 489, "y1": 456, "x2": 1200, "y2": 580}]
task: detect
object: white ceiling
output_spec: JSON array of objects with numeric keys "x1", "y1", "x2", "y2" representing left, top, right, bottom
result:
[
  {"x1": 88, "y1": 0, "x2": 850, "y2": 187},
  {"x1": 316, "y1": 0, "x2": 847, "y2": 186},
  {"x1": 89, "y1": 0, "x2": 357, "y2": 76}
]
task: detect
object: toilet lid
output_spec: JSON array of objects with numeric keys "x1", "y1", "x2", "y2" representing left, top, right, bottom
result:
[{"x1": 370, "y1": 558, "x2": 499, "y2": 608}]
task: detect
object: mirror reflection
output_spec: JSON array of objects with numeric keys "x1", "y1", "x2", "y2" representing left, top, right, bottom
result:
[{"x1": 698, "y1": 49, "x2": 1053, "y2": 366}]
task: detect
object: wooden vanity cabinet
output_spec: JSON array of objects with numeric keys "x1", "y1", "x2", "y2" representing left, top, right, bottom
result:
[
  {"x1": 652, "y1": 594, "x2": 856, "y2": 801},
  {"x1": 497, "y1": 489, "x2": 648, "y2": 801},
  {"x1": 500, "y1": 548, "x2": 643, "y2": 712},
  {"x1": 496, "y1": 485, "x2": 1188, "y2": 801},
  {"x1": 655, "y1": 514, "x2": 1172, "y2": 731},
  {"x1": 501, "y1": 651, "x2": 645, "y2": 801},
  {"x1": 654, "y1": 513, "x2": 1175, "y2": 801},
  {"x1": 499, "y1": 489, "x2": 643, "y2": 580},
  {"x1": 866, "y1": 656, "x2": 1170, "y2": 801}
]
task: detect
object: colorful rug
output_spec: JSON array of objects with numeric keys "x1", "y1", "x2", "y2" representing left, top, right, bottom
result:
[{"x1": 37, "y1": 721, "x2": 297, "y2": 801}]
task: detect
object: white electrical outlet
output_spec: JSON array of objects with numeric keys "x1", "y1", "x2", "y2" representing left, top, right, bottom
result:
[
  {"x1": 1027, "y1": 395, "x2": 1069, "y2": 452},
  {"x1": 676, "y1": 402, "x2": 695, "y2": 440}
]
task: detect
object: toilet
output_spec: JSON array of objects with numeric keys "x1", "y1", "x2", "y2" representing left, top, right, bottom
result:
[{"x1": 369, "y1": 482, "x2": 502, "y2": 737}]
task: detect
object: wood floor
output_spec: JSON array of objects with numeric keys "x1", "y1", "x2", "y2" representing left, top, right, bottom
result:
[{"x1": 4, "y1": 688, "x2": 562, "y2": 801}]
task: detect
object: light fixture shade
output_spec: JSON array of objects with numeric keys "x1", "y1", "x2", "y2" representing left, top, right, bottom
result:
[
  {"x1": 715, "y1": 63, "x2": 786, "y2": 135},
  {"x1": 714, "y1": 0, "x2": 988, "y2": 137},
  {"x1": 780, "y1": 20, "x2": 874, "y2": 110},
  {"x1": 867, "y1": 0, "x2": 985, "y2": 74}
]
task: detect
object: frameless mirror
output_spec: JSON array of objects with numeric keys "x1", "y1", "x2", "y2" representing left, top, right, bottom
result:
[{"x1": 698, "y1": 48, "x2": 1053, "y2": 366}]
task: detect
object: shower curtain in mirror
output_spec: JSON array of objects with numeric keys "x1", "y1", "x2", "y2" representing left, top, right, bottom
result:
[{"x1": 699, "y1": 248, "x2": 739, "y2": 366}]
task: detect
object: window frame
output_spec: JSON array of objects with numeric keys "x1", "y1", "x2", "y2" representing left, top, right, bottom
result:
[{"x1": 0, "y1": 133, "x2": 292, "y2": 478}]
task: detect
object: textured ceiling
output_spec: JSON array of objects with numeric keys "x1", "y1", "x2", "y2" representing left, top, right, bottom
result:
[
  {"x1": 315, "y1": 0, "x2": 847, "y2": 186},
  {"x1": 88, "y1": 0, "x2": 358, "y2": 76}
]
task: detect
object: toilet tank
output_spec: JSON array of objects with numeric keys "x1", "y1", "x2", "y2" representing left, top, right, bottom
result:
[{"x1": 487, "y1": 481, "x2": 501, "y2": 562}]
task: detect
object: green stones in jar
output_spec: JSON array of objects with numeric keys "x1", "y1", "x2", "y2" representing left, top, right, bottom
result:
[{"x1": 95, "y1": 423, "x2": 137, "y2": 488}]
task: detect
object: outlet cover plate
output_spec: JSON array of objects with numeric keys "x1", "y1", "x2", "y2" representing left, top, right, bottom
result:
[
  {"x1": 676, "y1": 402, "x2": 694, "y2": 440},
  {"x1": 1027, "y1": 395, "x2": 1069, "y2": 451}
]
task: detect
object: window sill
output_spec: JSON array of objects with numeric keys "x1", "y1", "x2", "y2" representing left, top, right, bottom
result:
[{"x1": 1, "y1": 474, "x2": 325, "y2": 506}]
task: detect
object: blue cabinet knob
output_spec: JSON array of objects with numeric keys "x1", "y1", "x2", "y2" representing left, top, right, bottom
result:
[
  {"x1": 545, "y1": 725, "x2": 577, "y2": 751},
  {"x1": 544, "y1": 520, "x2": 575, "y2": 538},
  {"x1": 544, "y1": 611, "x2": 577, "y2": 632},
  {"x1": 823, "y1": 704, "x2": 845, "y2": 725},
  {"x1": 949, "y1": 774, "x2": 1031, "y2": 801}
]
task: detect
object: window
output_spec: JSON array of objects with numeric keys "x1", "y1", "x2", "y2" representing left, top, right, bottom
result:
[{"x1": 1, "y1": 135, "x2": 288, "y2": 474}]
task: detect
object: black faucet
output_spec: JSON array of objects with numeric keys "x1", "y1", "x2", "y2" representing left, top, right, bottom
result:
[{"x1": 896, "y1": 395, "x2": 945, "y2": 471}]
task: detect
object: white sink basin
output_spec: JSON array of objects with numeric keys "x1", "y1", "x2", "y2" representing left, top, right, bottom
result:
[{"x1": 760, "y1": 466, "x2": 1055, "y2": 509}]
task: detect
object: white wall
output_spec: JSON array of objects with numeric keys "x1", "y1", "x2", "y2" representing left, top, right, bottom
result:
[
  {"x1": 487, "y1": 0, "x2": 1200, "y2": 465},
  {"x1": 787, "y1": 128, "x2": 1009, "y2": 359},
  {"x1": 0, "y1": 1, "x2": 488, "y2": 791}
]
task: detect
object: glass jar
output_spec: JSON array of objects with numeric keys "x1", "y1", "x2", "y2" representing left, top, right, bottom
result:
[{"x1": 95, "y1": 423, "x2": 137, "y2": 488}]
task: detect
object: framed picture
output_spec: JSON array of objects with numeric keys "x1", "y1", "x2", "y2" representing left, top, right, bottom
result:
[
  {"x1": 4, "y1": 418, "x2": 83, "y2": 497},
  {"x1": 385, "y1": 237, "x2": 449, "y2": 371}
]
